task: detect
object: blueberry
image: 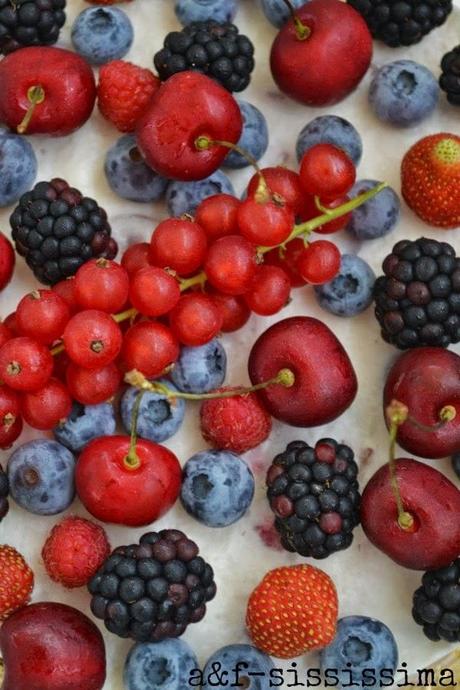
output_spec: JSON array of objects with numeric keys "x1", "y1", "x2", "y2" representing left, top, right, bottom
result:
[
  {"x1": 7, "y1": 440, "x2": 75, "y2": 515},
  {"x1": 320, "y1": 616, "x2": 399, "y2": 690},
  {"x1": 175, "y1": 0, "x2": 237, "y2": 25},
  {"x1": 121, "y1": 381, "x2": 185, "y2": 444},
  {"x1": 346, "y1": 179, "x2": 400, "y2": 240},
  {"x1": 261, "y1": 0, "x2": 306, "y2": 28},
  {"x1": 166, "y1": 170, "x2": 235, "y2": 217},
  {"x1": 71, "y1": 7, "x2": 134, "y2": 66},
  {"x1": 369, "y1": 60, "x2": 439, "y2": 127},
  {"x1": 180, "y1": 449, "x2": 255, "y2": 527},
  {"x1": 0, "y1": 133, "x2": 37, "y2": 207},
  {"x1": 314, "y1": 254, "x2": 376, "y2": 317},
  {"x1": 54, "y1": 402, "x2": 116, "y2": 453},
  {"x1": 105, "y1": 135, "x2": 169, "y2": 203},
  {"x1": 124, "y1": 638, "x2": 199, "y2": 690},
  {"x1": 452, "y1": 453, "x2": 460, "y2": 479},
  {"x1": 203, "y1": 644, "x2": 274, "y2": 689},
  {"x1": 296, "y1": 115, "x2": 362, "y2": 166},
  {"x1": 223, "y1": 101, "x2": 269, "y2": 169},
  {"x1": 170, "y1": 338, "x2": 227, "y2": 393}
]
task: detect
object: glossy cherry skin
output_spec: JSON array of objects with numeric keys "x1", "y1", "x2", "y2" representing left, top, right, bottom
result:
[
  {"x1": 0, "y1": 602, "x2": 106, "y2": 690},
  {"x1": 76, "y1": 435, "x2": 182, "y2": 527},
  {"x1": 384, "y1": 348, "x2": 460, "y2": 459},
  {"x1": 270, "y1": 0, "x2": 372, "y2": 106},
  {"x1": 136, "y1": 71, "x2": 242, "y2": 181},
  {"x1": 0, "y1": 47, "x2": 96, "y2": 136},
  {"x1": 361, "y1": 458, "x2": 460, "y2": 571},
  {"x1": 248, "y1": 316, "x2": 357, "y2": 427},
  {"x1": 0, "y1": 233, "x2": 15, "y2": 290}
]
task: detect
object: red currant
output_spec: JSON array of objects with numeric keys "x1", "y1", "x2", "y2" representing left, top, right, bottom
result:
[
  {"x1": 169, "y1": 293, "x2": 223, "y2": 346},
  {"x1": 0, "y1": 337, "x2": 53, "y2": 392},
  {"x1": 0, "y1": 385, "x2": 22, "y2": 448},
  {"x1": 21, "y1": 378, "x2": 72, "y2": 430},
  {"x1": 208, "y1": 288, "x2": 251, "y2": 333},
  {"x1": 16, "y1": 289, "x2": 70, "y2": 345},
  {"x1": 122, "y1": 321, "x2": 179, "y2": 378},
  {"x1": 52, "y1": 278, "x2": 79, "y2": 314},
  {"x1": 299, "y1": 144, "x2": 356, "y2": 200},
  {"x1": 297, "y1": 240, "x2": 341, "y2": 285},
  {"x1": 246, "y1": 167, "x2": 309, "y2": 218},
  {"x1": 3, "y1": 312, "x2": 18, "y2": 335},
  {"x1": 264, "y1": 238, "x2": 306, "y2": 288},
  {"x1": 237, "y1": 197, "x2": 294, "y2": 247},
  {"x1": 150, "y1": 218, "x2": 207, "y2": 276},
  {"x1": 0, "y1": 321, "x2": 13, "y2": 349},
  {"x1": 129, "y1": 266, "x2": 180, "y2": 317},
  {"x1": 204, "y1": 235, "x2": 257, "y2": 295},
  {"x1": 195, "y1": 194, "x2": 240, "y2": 241},
  {"x1": 300, "y1": 195, "x2": 352, "y2": 233},
  {"x1": 66, "y1": 361, "x2": 122, "y2": 405},
  {"x1": 63, "y1": 310, "x2": 123, "y2": 369},
  {"x1": 121, "y1": 242, "x2": 151, "y2": 276},
  {"x1": 74, "y1": 259, "x2": 129, "y2": 313},
  {"x1": 244, "y1": 265, "x2": 291, "y2": 316}
]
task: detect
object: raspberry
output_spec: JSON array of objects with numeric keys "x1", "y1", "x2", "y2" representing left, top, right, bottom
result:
[
  {"x1": 0, "y1": 545, "x2": 34, "y2": 620},
  {"x1": 200, "y1": 387, "x2": 272, "y2": 453},
  {"x1": 98, "y1": 60, "x2": 160, "y2": 133},
  {"x1": 42, "y1": 516, "x2": 111, "y2": 589}
]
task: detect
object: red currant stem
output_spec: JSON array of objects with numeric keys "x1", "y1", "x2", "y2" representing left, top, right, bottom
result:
[
  {"x1": 3, "y1": 413, "x2": 15, "y2": 429},
  {"x1": 314, "y1": 196, "x2": 333, "y2": 215},
  {"x1": 124, "y1": 389, "x2": 145, "y2": 471},
  {"x1": 17, "y1": 85, "x2": 45, "y2": 134},
  {"x1": 179, "y1": 271, "x2": 207, "y2": 292},
  {"x1": 281, "y1": 0, "x2": 311, "y2": 40},
  {"x1": 124, "y1": 367, "x2": 295, "y2": 401},
  {"x1": 50, "y1": 343, "x2": 65, "y2": 356}
]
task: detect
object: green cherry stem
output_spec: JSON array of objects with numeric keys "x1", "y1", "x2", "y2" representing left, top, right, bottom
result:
[
  {"x1": 17, "y1": 85, "x2": 45, "y2": 135},
  {"x1": 281, "y1": 0, "x2": 311, "y2": 40},
  {"x1": 124, "y1": 389, "x2": 145, "y2": 470},
  {"x1": 124, "y1": 367, "x2": 295, "y2": 402}
]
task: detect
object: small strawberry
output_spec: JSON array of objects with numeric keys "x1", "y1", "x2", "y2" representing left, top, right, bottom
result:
[
  {"x1": 401, "y1": 132, "x2": 460, "y2": 228},
  {"x1": 200, "y1": 387, "x2": 272, "y2": 453},
  {"x1": 0, "y1": 545, "x2": 34, "y2": 621},
  {"x1": 246, "y1": 564, "x2": 338, "y2": 658},
  {"x1": 98, "y1": 60, "x2": 160, "y2": 133},
  {"x1": 42, "y1": 516, "x2": 110, "y2": 589}
]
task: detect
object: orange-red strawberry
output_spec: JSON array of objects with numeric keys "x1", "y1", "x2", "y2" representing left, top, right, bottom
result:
[
  {"x1": 98, "y1": 60, "x2": 160, "y2": 133},
  {"x1": 401, "y1": 133, "x2": 460, "y2": 229},
  {"x1": 246, "y1": 564, "x2": 338, "y2": 658},
  {"x1": 0, "y1": 545, "x2": 34, "y2": 620}
]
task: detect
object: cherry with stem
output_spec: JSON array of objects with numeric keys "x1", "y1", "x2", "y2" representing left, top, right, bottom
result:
[
  {"x1": 123, "y1": 389, "x2": 146, "y2": 471},
  {"x1": 280, "y1": 0, "x2": 311, "y2": 40}
]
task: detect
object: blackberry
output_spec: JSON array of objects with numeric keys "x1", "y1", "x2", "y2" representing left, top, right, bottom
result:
[
  {"x1": 154, "y1": 21, "x2": 255, "y2": 92},
  {"x1": 0, "y1": 463, "x2": 9, "y2": 522},
  {"x1": 440, "y1": 46, "x2": 460, "y2": 106},
  {"x1": 267, "y1": 439, "x2": 361, "y2": 559},
  {"x1": 373, "y1": 238, "x2": 460, "y2": 350},
  {"x1": 0, "y1": 0, "x2": 66, "y2": 54},
  {"x1": 10, "y1": 178, "x2": 117, "y2": 285},
  {"x1": 347, "y1": 0, "x2": 452, "y2": 47},
  {"x1": 88, "y1": 529, "x2": 216, "y2": 642},
  {"x1": 412, "y1": 560, "x2": 460, "y2": 642}
]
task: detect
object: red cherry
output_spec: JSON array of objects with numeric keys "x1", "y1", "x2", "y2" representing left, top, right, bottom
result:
[
  {"x1": 66, "y1": 362, "x2": 121, "y2": 405},
  {"x1": 52, "y1": 278, "x2": 79, "y2": 315},
  {"x1": 121, "y1": 242, "x2": 151, "y2": 276},
  {"x1": 297, "y1": 241, "x2": 341, "y2": 285},
  {"x1": 0, "y1": 233, "x2": 15, "y2": 290},
  {"x1": 21, "y1": 378, "x2": 72, "y2": 430},
  {"x1": 63, "y1": 310, "x2": 123, "y2": 369},
  {"x1": 169, "y1": 293, "x2": 223, "y2": 346},
  {"x1": 195, "y1": 194, "x2": 241, "y2": 241},
  {"x1": 237, "y1": 197, "x2": 295, "y2": 247},
  {"x1": 0, "y1": 337, "x2": 53, "y2": 392},
  {"x1": 204, "y1": 235, "x2": 257, "y2": 295},
  {"x1": 208, "y1": 288, "x2": 251, "y2": 333},
  {"x1": 0, "y1": 47, "x2": 97, "y2": 136},
  {"x1": 76, "y1": 435, "x2": 181, "y2": 526},
  {"x1": 299, "y1": 144, "x2": 356, "y2": 200},
  {"x1": 150, "y1": 218, "x2": 207, "y2": 276},
  {"x1": 129, "y1": 266, "x2": 180, "y2": 317},
  {"x1": 74, "y1": 259, "x2": 129, "y2": 313},
  {"x1": 246, "y1": 167, "x2": 309, "y2": 218},
  {"x1": 16, "y1": 289, "x2": 70, "y2": 345},
  {"x1": 136, "y1": 71, "x2": 242, "y2": 181},
  {"x1": 264, "y1": 239, "x2": 306, "y2": 288},
  {"x1": 0, "y1": 385, "x2": 22, "y2": 449},
  {"x1": 244, "y1": 265, "x2": 291, "y2": 316},
  {"x1": 122, "y1": 321, "x2": 179, "y2": 377}
]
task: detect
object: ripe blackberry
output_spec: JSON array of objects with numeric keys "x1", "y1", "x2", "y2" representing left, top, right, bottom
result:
[
  {"x1": 440, "y1": 46, "x2": 460, "y2": 106},
  {"x1": 154, "y1": 21, "x2": 255, "y2": 92},
  {"x1": 0, "y1": 0, "x2": 66, "y2": 54},
  {"x1": 0, "y1": 463, "x2": 9, "y2": 522},
  {"x1": 374, "y1": 238, "x2": 460, "y2": 350},
  {"x1": 347, "y1": 0, "x2": 452, "y2": 47},
  {"x1": 413, "y1": 560, "x2": 460, "y2": 642},
  {"x1": 10, "y1": 178, "x2": 118, "y2": 285},
  {"x1": 267, "y1": 439, "x2": 361, "y2": 560},
  {"x1": 88, "y1": 529, "x2": 216, "y2": 642}
]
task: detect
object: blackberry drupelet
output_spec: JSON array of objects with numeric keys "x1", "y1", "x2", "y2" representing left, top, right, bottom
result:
[
  {"x1": 267, "y1": 439, "x2": 361, "y2": 560},
  {"x1": 374, "y1": 238, "x2": 460, "y2": 350},
  {"x1": 0, "y1": 463, "x2": 9, "y2": 522},
  {"x1": 347, "y1": 0, "x2": 452, "y2": 47},
  {"x1": 10, "y1": 178, "x2": 117, "y2": 285},
  {"x1": 154, "y1": 21, "x2": 255, "y2": 92},
  {"x1": 0, "y1": 0, "x2": 66, "y2": 54},
  {"x1": 88, "y1": 529, "x2": 216, "y2": 642},
  {"x1": 440, "y1": 46, "x2": 460, "y2": 106},
  {"x1": 413, "y1": 560, "x2": 460, "y2": 642}
]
